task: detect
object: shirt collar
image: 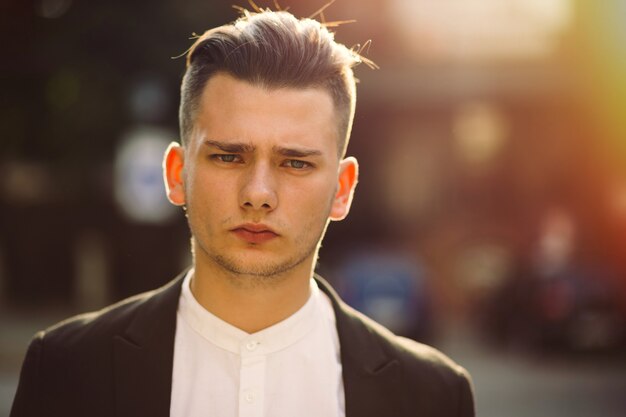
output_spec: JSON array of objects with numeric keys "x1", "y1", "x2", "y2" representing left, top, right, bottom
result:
[{"x1": 178, "y1": 269, "x2": 322, "y2": 355}]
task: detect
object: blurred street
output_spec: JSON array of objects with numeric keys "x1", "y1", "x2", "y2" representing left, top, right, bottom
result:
[
  {"x1": 1, "y1": 311, "x2": 624, "y2": 417},
  {"x1": 439, "y1": 323, "x2": 626, "y2": 417},
  {"x1": 2, "y1": 0, "x2": 626, "y2": 416}
]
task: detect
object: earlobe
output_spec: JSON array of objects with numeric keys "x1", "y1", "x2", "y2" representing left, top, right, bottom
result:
[
  {"x1": 330, "y1": 156, "x2": 359, "y2": 221},
  {"x1": 163, "y1": 142, "x2": 186, "y2": 206}
]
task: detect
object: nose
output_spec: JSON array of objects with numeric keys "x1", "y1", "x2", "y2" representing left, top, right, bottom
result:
[{"x1": 239, "y1": 161, "x2": 277, "y2": 212}]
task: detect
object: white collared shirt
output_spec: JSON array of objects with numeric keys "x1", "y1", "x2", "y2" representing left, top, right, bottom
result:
[{"x1": 170, "y1": 271, "x2": 345, "y2": 417}]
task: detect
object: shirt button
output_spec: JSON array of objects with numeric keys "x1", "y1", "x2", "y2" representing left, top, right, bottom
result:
[
  {"x1": 245, "y1": 341, "x2": 258, "y2": 351},
  {"x1": 244, "y1": 391, "x2": 255, "y2": 403}
]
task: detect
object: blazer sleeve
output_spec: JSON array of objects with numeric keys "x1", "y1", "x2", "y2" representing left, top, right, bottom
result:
[
  {"x1": 10, "y1": 332, "x2": 45, "y2": 417},
  {"x1": 457, "y1": 368, "x2": 475, "y2": 417}
]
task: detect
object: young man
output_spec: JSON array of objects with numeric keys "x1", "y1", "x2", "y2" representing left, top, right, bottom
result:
[{"x1": 12, "y1": 9, "x2": 474, "y2": 417}]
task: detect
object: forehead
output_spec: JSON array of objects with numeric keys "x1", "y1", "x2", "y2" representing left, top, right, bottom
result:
[{"x1": 192, "y1": 72, "x2": 339, "y2": 153}]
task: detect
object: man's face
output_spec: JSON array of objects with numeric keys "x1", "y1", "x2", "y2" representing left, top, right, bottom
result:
[{"x1": 164, "y1": 72, "x2": 358, "y2": 279}]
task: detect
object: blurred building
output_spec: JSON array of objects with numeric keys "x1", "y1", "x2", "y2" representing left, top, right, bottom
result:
[{"x1": 1, "y1": 1, "x2": 625, "y2": 339}]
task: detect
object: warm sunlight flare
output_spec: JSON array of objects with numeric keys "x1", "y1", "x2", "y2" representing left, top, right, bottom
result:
[{"x1": 388, "y1": 0, "x2": 572, "y2": 61}]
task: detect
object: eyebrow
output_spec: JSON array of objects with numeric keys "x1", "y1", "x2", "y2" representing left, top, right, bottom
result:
[
  {"x1": 273, "y1": 146, "x2": 323, "y2": 158},
  {"x1": 203, "y1": 139, "x2": 254, "y2": 153},
  {"x1": 203, "y1": 139, "x2": 322, "y2": 158}
]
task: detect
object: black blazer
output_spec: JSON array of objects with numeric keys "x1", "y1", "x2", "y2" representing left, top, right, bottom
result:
[{"x1": 11, "y1": 271, "x2": 474, "y2": 417}]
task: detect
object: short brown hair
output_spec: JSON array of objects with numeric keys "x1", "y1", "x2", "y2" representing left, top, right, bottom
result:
[{"x1": 179, "y1": 9, "x2": 366, "y2": 157}]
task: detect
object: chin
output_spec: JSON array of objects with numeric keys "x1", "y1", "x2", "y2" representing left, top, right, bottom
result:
[{"x1": 212, "y1": 250, "x2": 314, "y2": 279}]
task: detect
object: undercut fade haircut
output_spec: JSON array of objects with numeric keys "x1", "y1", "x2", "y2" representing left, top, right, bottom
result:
[{"x1": 179, "y1": 9, "x2": 369, "y2": 157}]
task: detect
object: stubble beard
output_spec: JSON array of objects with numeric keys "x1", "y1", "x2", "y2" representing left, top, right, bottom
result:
[
  {"x1": 185, "y1": 184, "x2": 336, "y2": 288},
  {"x1": 189, "y1": 215, "x2": 332, "y2": 289}
]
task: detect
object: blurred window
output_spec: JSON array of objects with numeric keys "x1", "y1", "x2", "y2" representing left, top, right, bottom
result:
[{"x1": 389, "y1": 0, "x2": 572, "y2": 61}]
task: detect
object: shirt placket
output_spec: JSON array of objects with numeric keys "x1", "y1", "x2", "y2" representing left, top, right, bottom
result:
[{"x1": 238, "y1": 339, "x2": 266, "y2": 417}]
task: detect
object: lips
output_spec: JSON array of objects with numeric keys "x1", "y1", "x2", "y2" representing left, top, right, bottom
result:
[{"x1": 231, "y1": 223, "x2": 279, "y2": 244}]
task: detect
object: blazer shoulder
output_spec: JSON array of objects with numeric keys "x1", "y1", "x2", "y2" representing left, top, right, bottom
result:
[
  {"x1": 11, "y1": 276, "x2": 184, "y2": 417},
  {"x1": 375, "y1": 321, "x2": 475, "y2": 416},
  {"x1": 316, "y1": 274, "x2": 472, "y2": 384},
  {"x1": 41, "y1": 276, "x2": 182, "y2": 349},
  {"x1": 353, "y1": 305, "x2": 469, "y2": 380},
  {"x1": 394, "y1": 335, "x2": 471, "y2": 383},
  {"x1": 336, "y1": 301, "x2": 475, "y2": 416}
]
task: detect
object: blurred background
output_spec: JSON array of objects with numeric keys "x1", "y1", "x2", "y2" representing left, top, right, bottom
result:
[{"x1": 1, "y1": 0, "x2": 626, "y2": 415}]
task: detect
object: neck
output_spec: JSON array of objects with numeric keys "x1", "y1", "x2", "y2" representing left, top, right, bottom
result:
[{"x1": 190, "y1": 257, "x2": 315, "y2": 334}]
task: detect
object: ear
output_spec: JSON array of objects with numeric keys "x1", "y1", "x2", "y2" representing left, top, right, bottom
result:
[
  {"x1": 330, "y1": 156, "x2": 359, "y2": 221},
  {"x1": 163, "y1": 142, "x2": 186, "y2": 206}
]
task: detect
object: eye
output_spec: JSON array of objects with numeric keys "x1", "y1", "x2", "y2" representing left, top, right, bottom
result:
[
  {"x1": 289, "y1": 160, "x2": 306, "y2": 169},
  {"x1": 212, "y1": 154, "x2": 240, "y2": 163},
  {"x1": 284, "y1": 160, "x2": 311, "y2": 169}
]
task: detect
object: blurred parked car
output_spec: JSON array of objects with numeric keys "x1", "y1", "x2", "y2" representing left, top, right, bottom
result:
[
  {"x1": 333, "y1": 250, "x2": 434, "y2": 343},
  {"x1": 481, "y1": 261, "x2": 625, "y2": 353}
]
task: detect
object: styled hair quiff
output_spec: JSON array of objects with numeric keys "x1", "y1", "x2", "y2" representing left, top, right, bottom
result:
[{"x1": 179, "y1": 9, "x2": 367, "y2": 157}]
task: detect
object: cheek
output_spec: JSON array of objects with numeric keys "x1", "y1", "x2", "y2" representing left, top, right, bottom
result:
[
  {"x1": 286, "y1": 176, "x2": 336, "y2": 213},
  {"x1": 186, "y1": 169, "x2": 234, "y2": 212}
]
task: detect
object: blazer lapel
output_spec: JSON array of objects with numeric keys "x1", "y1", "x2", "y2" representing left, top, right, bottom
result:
[
  {"x1": 113, "y1": 273, "x2": 185, "y2": 417},
  {"x1": 316, "y1": 276, "x2": 403, "y2": 417},
  {"x1": 111, "y1": 272, "x2": 401, "y2": 417}
]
